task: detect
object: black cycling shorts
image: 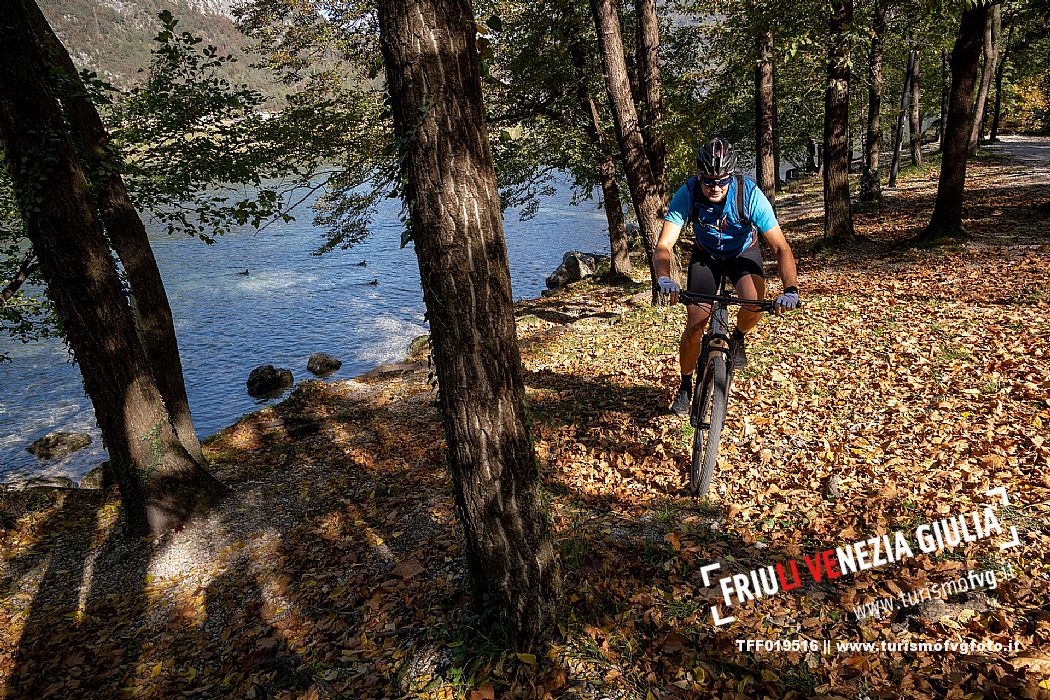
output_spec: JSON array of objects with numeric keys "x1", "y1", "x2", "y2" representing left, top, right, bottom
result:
[{"x1": 686, "y1": 243, "x2": 764, "y2": 298}]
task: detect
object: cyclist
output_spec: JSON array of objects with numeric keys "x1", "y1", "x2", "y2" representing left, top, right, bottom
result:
[{"x1": 655, "y1": 137, "x2": 800, "y2": 417}]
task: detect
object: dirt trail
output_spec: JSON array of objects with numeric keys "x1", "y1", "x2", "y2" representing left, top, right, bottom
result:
[{"x1": 986, "y1": 134, "x2": 1050, "y2": 184}]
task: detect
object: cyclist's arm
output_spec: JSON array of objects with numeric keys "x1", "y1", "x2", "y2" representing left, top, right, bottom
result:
[
  {"x1": 655, "y1": 220, "x2": 682, "y2": 280},
  {"x1": 761, "y1": 224, "x2": 798, "y2": 290}
]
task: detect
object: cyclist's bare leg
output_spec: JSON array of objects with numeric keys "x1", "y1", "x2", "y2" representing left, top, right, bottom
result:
[
  {"x1": 680, "y1": 303, "x2": 712, "y2": 374},
  {"x1": 733, "y1": 274, "x2": 766, "y2": 334}
]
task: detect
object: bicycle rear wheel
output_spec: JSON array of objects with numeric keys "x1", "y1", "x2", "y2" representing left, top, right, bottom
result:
[{"x1": 690, "y1": 353, "x2": 729, "y2": 497}]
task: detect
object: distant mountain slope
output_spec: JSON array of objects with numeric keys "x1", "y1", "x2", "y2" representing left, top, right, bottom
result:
[{"x1": 39, "y1": 0, "x2": 281, "y2": 99}]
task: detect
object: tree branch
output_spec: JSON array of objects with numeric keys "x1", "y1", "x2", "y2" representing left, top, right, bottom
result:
[{"x1": 1, "y1": 248, "x2": 39, "y2": 303}]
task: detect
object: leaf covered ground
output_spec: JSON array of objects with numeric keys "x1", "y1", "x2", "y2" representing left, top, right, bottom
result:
[{"x1": 1, "y1": 146, "x2": 1049, "y2": 699}]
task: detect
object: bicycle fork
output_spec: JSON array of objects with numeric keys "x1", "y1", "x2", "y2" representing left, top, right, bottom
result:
[{"x1": 690, "y1": 303, "x2": 734, "y2": 429}]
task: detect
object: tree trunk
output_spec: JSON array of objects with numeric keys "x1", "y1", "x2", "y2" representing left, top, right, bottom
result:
[
  {"x1": 376, "y1": 0, "x2": 561, "y2": 648},
  {"x1": 923, "y1": 1, "x2": 990, "y2": 240},
  {"x1": 25, "y1": 1, "x2": 206, "y2": 463},
  {"x1": 806, "y1": 137, "x2": 819, "y2": 173},
  {"x1": 823, "y1": 0, "x2": 855, "y2": 243},
  {"x1": 591, "y1": 0, "x2": 676, "y2": 300},
  {"x1": 888, "y1": 50, "x2": 915, "y2": 188},
  {"x1": 968, "y1": 2, "x2": 1000, "y2": 155},
  {"x1": 634, "y1": 0, "x2": 666, "y2": 202},
  {"x1": 755, "y1": 26, "x2": 777, "y2": 205},
  {"x1": 0, "y1": 0, "x2": 227, "y2": 536},
  {"x1": 859, "y1": 0, "x2": 885, "y2": 202},
  {"x1": 567, "y1": 32, "x2": 632, "y2": 277},
  {"x1": 772, "y1": 65, "x2": 782, "y2": 189},
  {"x1": 596, "y1": 150, "x2": 632, "y2": 277},
  {"x1": 939, "y1": 48, "x2": 948, "y2": 144},
  {"x1": 989, "y1": 23, "x2": 1012, "y2": 141},
  {"x1": 909, "y1": 50, "x2": 923, "y2": 166}
]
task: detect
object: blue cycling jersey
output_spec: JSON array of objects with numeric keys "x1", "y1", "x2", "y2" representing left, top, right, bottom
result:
[{"x1": 664, "y1": 176, "x2": 778, "y2": 257}]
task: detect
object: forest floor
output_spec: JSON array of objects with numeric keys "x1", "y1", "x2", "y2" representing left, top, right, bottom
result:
[{"x1": 1, "y1": 140, "x2": 1049, "y2": 700}]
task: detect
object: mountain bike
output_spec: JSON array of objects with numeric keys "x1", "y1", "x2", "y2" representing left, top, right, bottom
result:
[{"x1": 678, "y1": 282, "x2": 776, "y2": 497}]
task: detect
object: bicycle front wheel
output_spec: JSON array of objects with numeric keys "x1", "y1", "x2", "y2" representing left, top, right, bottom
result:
[{"x1": 690, "y1": 353, "x2": 729, "y2": 497}]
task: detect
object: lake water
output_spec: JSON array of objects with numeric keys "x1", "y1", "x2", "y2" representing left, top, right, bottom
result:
[{"x1": 0, "y1": 183, "x2": 611, "y2": 483}]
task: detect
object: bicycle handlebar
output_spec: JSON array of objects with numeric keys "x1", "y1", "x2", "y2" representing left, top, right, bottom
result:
[{"x1": 676, "y1": 290, "x2": 778, "y2": 313}]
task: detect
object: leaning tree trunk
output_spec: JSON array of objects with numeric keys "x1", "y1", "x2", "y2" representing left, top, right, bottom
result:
[
  {"x1": 909, "y1": 50, "x2": 923, "y2": 166},
  {"x1": 923, "y1": 1, "x2": 990, "y2": 240},
  {"x1": 26, "y1": 1, "x2": 206, "y2": 463},
  {"x1": 635, "y1": 0, "x2": 666, "y2": 202},
  {"x1": 859, "y1": 0, "x2": 886, "y2": 202},
  {"x1": 989, "y1": 22, "x2": 1012, "y2": 141},
  {"x1": 0, "y1": 0, "x2": 227, "y2": 536},
  {"x1": 595, "y1": 149, "x2": 633, "y2": 278},
  {"x1": 888, "y1": 49, "x2": 915, "y2": 188},
  {"x1": 567, "y1": 32, "x2": 632, "y2": 277},
  {"x1": 591, "y1": 0, "x2": 676, "y2": 301},
  {"x1": 755, "y1": 26, "x2": 777, "y2": 204},
  {"x1": 968, "y1": 2, "x2": 1000, "y2": 156},
  {"x1": 376, "y1": 0, "x2": 561, "y2": 649},
  {"x1": 823, "y1": 0, "x2": 855, "y2": 243}
]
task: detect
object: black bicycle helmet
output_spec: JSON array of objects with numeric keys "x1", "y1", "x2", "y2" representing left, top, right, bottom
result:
[{"x1": 696, "y1": 137, "x2": 737, "y2": 178}]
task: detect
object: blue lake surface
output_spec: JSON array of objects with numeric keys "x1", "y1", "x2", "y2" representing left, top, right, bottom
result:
[{"x1": 0, "y1": 183, "x2": 611, "y2": 483}]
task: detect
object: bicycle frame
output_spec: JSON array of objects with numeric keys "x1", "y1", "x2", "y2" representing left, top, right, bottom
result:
[
  {"x1": 679, "y1": 280, "x2": 773, "y2": 427},
  {"x1": 676, "y1": 283, "x2": 777, "y2": 496},
  {"x1": 697, "y1": 277, "x2": 734, "y2": 397}
]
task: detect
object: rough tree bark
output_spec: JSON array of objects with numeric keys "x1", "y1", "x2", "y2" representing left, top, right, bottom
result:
[
  {"x1": 591, "y1": 0, "x2": 677, "y2": 300},
  {"x1": 375, "y1": 0, "x2": 561, "y2": 648},
  {"x1": 823, "y1": 0, "x2": 855, "y2": 243},
  {"x1": 755, "y1": 26, "x2": 777, "y2": 204},
  {"x1": 567, "y1": 32, "x2": 632, "y2": 277},
  {"x1": 968, "y1": 2, "x2": 1000, "y2": 155},
  {"x1": 923, "y1": 1, "x2": 991, "y2": 240},
  {"x1": 635, "y1": 0, "x2": 666, "y2": 202},
  {"x1": 0, "y1": 0, "x2": 227, "y2": 536},
  {"x1": 859, "y1": 0, "x2": 886, "y2": 202},
  {"x1": 26, "y1": 1, "x2": 206, "y2": 463},
  {"x1": 909, "y1": 50, "x2": 923, "y2": 166}
]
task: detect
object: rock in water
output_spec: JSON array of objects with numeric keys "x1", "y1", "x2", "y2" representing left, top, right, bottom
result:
[
  {"x1": 26, "y1": 431, "x2": 92, "y2": 460},
  {"x1": 307, "y1": 352, "x2": 342, "y2": 376},
  {"x1": 247, "y1": 365, "x2": 294, "y2": 398}
]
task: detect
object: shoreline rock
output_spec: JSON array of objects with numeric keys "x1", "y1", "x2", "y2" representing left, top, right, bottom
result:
[
  {"x1": 247, "y1": 364, "x2": 294, "y2": 398},
  {"x1": 545, "y1": 251, "x2": 610, "y2": 290}
]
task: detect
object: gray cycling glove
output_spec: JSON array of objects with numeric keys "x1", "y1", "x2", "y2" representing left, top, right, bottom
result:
[{"x1": 775, "y1": 290, "x2": 800, "y2": 310}]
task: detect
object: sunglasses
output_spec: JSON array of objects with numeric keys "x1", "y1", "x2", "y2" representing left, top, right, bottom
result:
[{"x1": 700, "y1": 176, "x2": 732, "y2": 187}]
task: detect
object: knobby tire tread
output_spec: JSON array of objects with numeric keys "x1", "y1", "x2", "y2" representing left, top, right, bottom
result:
[{"x1": 691, "y1": 354, "x2": 729, "y2": 497}]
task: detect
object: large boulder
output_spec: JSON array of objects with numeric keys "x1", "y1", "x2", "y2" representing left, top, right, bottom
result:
[
  {"x1": 26, "y1": 431, "x2": 91, "y2": 460},
  {"x1": 247, "y1": 365, "x2": 294, "y2": 398},
  {"x1": 545, "y1": 251, "x2": 611, "y2": 290},
  {"x1": 307, "y1": 352, "x2": 342, "y2": 376}
]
